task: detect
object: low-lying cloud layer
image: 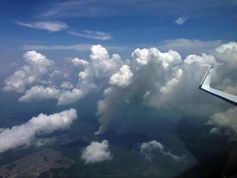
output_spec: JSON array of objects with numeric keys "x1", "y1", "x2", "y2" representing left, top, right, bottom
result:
[
  {"x1": 3, "y1": 42, "x2": 237, "y2": 136},
  {"x1": 0, "y1": 108, "x2": 77, "y2": 153},
  {"x1": 81, "y1": 140, "x2": 112, "y2": 164}
]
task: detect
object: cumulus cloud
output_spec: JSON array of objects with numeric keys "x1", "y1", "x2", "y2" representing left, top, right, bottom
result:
[
  {"x1": 68, "y1": 30, "x2": 112, "y2": 40},
  {"x1": 71, "y1": 58, "x2": 89, "y2": 66},
  {"x1": 90, "y1": 44, "x2": 110, "y2": 60},
  {"x1": 109, "y1": 65, "x2": 133, "y2": 87},
  {"x1": 0, "y1": 108, "x2": 77, "y2": 153},
  {"x1": 140, "y1": 140, "x2": 185, "y2": 161},
  {"x1": 59, "y1": 44, "x2": 123, "y2": 105},
  {"x1": 183, "y1": 53, "x2": 216, "y2": 65},
  {"x1": 16, "y1": 21, "x2": 68, "y2": 32},
  {"x1": 19, "y1": 85, "x2": 60, "y2": 102},
  {"x1": 175, "y1": 17, "x2": 189, "y2": 25},
  {"x1": 160, "y1": 68, "x2": 183, "y2": 94},
  {"x1": 57, "y1": 88, "x2": 85, "y2": 105},
  {"x1": 3, "y1": 51, "x2": 54, "y2": 92},
  {"x1": 81, "y1": 140, "x2": 112, "y2": 164},
  {"x1": 85, "y1": 45, "x2": 123, "y2": 79},
  {"x1": 60, "y1": 81, "x2": 74, "y2": 89},
  {"x1": 4, "y1": 42, "x2": 237, "y2": 136},
  {"x1": 19, "y1": 85, "x2": 86, "y2": 106},
  {"x1": 96, "y1": 47, "x2": 187, "y2": 134},
  {"x1": 132, "y1": 48, "x2": 182, "y2": 68},
  {"x1": 14, "y1": 45, "x2": 123, "y2": 105},
  {"x1": 215, "y1": 41, "x2": 237, "y2": 68},
  {"x1": 96, "y1": 42, "x2": 237, "y2": 134},
  {"x1": 208, "y1": 107, "x2": 237, "y2": 135}
]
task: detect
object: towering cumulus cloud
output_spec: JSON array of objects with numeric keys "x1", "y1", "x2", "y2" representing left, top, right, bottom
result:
[
  {"x1": 96, "y1": 42, "x2": 237, "y2": 134},
  {"x1": 0, "y1": 108, "x2": 77, "y2": 153},
  {"x1": 3, "y1": 42, "x2": 237, "y2": 136}
]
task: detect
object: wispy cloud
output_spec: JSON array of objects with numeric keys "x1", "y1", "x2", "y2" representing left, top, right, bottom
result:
[
  {"x1": 16, "y1": 21, "x2": 111, "y2": 41},
  {"x1": 16, "y1": 21, "x2": 69, "y2": 32},
  {"x1": 68, "y1": 30, "x2": 112, "y2": 40},
  {"x1": 22, "y1": 44, "x2": 91, "y2": 51},
  {"x1": 38, "y1": 0, "x2": 232, "y2": 19},
  {"x1": 21, "y1": 44, "x2": 126, "y2": 52},
  {"x1": 175, "y1": 17, "x2": 189, "y2": 25},
  {"x1": 38, "y1": 0, "x2": 184, "y2": 18},
  {"x1": 39, "y1": 0, "x2": 129, "y2": 18},
  {"x1": 158, "y1": 38, "x2": 222, "y2": 55}
]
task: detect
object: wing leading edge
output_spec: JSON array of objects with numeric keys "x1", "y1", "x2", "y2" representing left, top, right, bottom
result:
[{"x1": 199, "y1": 66, "x2": 237, "y2": 106}]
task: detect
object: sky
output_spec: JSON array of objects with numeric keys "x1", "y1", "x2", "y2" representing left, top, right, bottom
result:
[
  {"x1": 0, "y1": 0, "x2": 237, "y2": 64},
  {"x1": 0, "y1": 0, "x2": 237, "y2": 176}
]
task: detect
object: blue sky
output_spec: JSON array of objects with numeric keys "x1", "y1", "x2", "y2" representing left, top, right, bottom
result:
[{"x1": 0, "y1": 0, "x2": 237, "y2": 63}]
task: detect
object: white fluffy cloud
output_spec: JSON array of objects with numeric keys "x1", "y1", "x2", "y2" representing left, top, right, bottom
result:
[
  {"x1": 215, "y1": 41, "x2": 237, "y2": 68},
  {"x1": 132, "y1": 48, "x2": 182, "y2": 68},
  {"x1": 71, "y1": 58, "x2": 89, "y2": 66},
  {"x1": 58, "y1": 45, "x2": 123, "y2": 105},
  {"x1": 19, "y1": 85, "x2": 86, "y2": 106},
  {"x1": 19, "y1": 85, "x2": 60, "y2": 102},
  {"x1": 17, "y1": 21, "x2": 68, "y2": 32},
  {"x1": 81, "y1": 140, "x2": 112, "y2": 164},
  {"x1": 96, "y1": 42, "x2": 237, "y2": 134},
  {"x1": 208, "y1": 107, "x2": 237, "y2": 134},
  {"x1": 3, "y1": 51, "x2": 54, "y2": 92},
  {"x1": 109, "y1": 65, "x2": 133, "y2": 87},
  {"x1": 90, "y1": 44, "x2": 110, "y2": 60},
  {"x1": 4, "y1": 45, "x2": 123, "y2": 105},
  {"x1": 58, "y1": 45, "x2": 122, "y2": 105},
  {"x1": 140, "y1": 140, "x2": 185, "y2": 161},
  {"x1": 57, "y1": 44, "x2": 123, "y2": 105},
  {"x1": 3, "y1": 42, "x2": 237, "y2": 136},
  {"x1": 97, "y1": 47, "x2": 187, "y2": 134},
  {"x1": 0, "y1": 108, "x2": 77, "y2": 153},
  {"x1": 57, "y1": 88, "x2": 85, "y2": 105},
  {"x1": 183, "y1": 53, "x2": 216, "y2": 65},
  {"x1": 160, "y1": 68, "x2": 183, "y2": 94}
]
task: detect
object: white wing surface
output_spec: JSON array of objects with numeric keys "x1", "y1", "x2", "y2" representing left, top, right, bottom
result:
[{"x1": 199, "y1": 66, "x2": 237, "y2": 106}]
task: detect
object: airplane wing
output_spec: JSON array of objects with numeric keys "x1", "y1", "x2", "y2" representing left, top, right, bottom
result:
[{"x1": 199, "y1": 66, "x2": 237, "y2": 106}]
